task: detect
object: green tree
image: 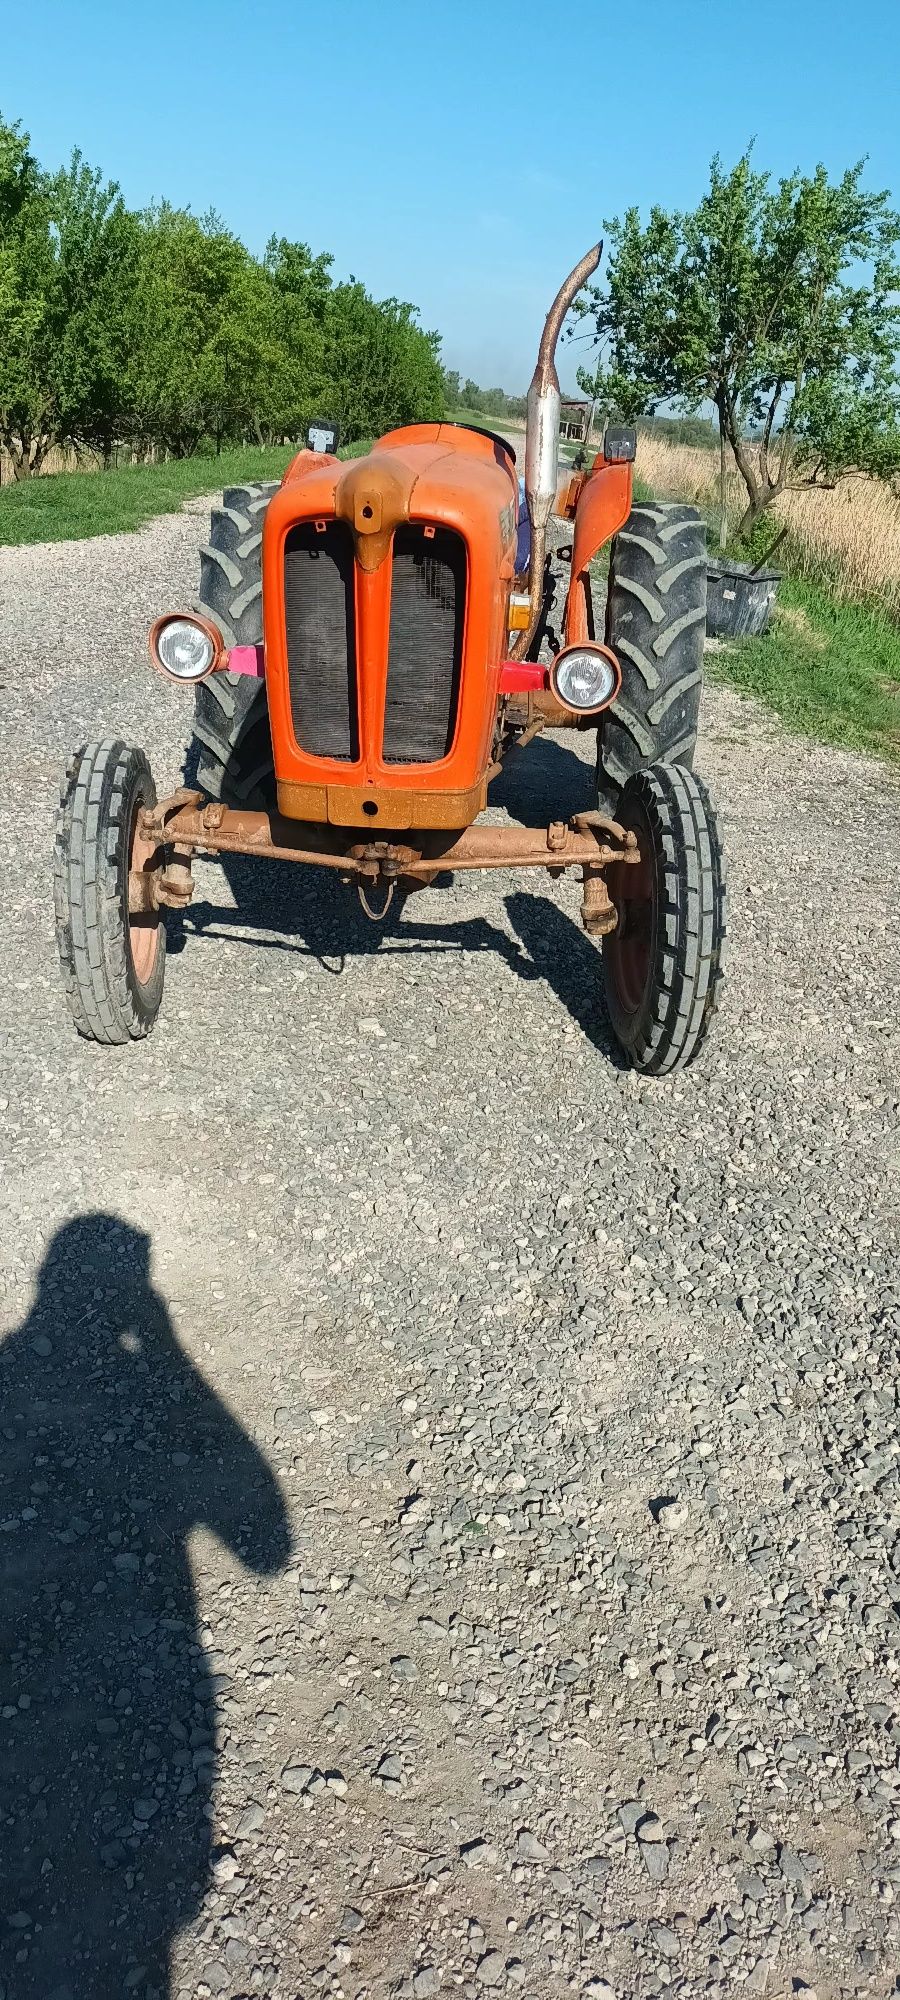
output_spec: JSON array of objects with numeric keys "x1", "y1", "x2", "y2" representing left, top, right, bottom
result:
[
  {"x1": 125, "y1": 207, "x2": 280, "y2": 456},
  {"x1": 261, "y1": 235, "x2": 332, "y2": 440},
  {"x1": 450, "y1": 377, "x2": 526, "y2": 422},
  {"x1": 0, "y1": 118, "x2": 132, "y2": 475},
  {"x1": 0, "y1": 110, "x2": 447, "y2": 474},
  {"x1": 0, "y1": 116, "x2": 48, "y2": 475},
  {"x1": 578, "y1": 154, "x2": 900, "y2": 535},
  {"x1": 48, "y1": 158, "x2": 141, "y2": 467},
  {"x1": 323, "y1": 284, "x2": 443, "y2": 439}
]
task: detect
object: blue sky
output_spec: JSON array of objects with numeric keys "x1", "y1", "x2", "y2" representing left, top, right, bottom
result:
[{"x1": 4, "y1": 0, "x2": 900, "y2": 392}]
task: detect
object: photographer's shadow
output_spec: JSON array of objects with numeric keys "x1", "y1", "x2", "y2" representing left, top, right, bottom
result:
[{"x1": 0, "y1": 1214, "x2": 291, "y2": 2000}]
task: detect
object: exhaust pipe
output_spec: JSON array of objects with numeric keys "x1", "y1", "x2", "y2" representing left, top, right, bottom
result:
[{"x1": 512, "y1": 241, "x2": 603, "y2": 661}]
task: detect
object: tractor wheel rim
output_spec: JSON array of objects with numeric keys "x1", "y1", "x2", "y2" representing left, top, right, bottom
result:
[
  {"x1": 127, "y1": 798, "x2": 162, "y2": 986},
  {"x1": 607, "y1": 819, "x2": 655, "y2": 1020}
]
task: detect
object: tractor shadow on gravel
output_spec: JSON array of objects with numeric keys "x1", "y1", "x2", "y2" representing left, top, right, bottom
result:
[
  {"x1": 0, "y1": 1214, "x2": 291, "y2": 2000},
  {"x1": 486, "y1": 730, "x2": 597, "y2": 827},
  {"x1": 172, "y1": 874, "x2": 626, "y2": 1065},
  {"x1": 172, "y1": 731, "x2": 626, "y2": 1060}
]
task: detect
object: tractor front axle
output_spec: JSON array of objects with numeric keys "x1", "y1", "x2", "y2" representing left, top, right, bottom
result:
[{"x1": 131, "y1": 792, "x2": 639, "y2": 936}]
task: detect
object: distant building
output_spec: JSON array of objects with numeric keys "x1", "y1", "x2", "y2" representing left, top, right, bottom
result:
[{"x1": 559, "y1": 398, "x2": 591, "y2": 442}]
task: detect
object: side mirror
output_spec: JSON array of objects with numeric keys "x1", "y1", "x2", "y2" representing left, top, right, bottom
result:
[
  {"x1": 307, "y1": 418, "x2": 340, "y2": 454},
  {"x1": 603, "y1": 425, "x2": 637, "y2": 463}
]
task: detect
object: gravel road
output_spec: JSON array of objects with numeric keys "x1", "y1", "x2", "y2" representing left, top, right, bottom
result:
[{"x1": 1, "y1": 501, "x2": 899, "y2": 2000}]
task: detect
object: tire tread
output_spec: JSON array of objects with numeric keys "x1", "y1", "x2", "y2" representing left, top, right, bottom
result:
[
  {"x1": 599, "y1": 502, "x2": 707, "y2": 810},
  {"x1": 194, "y1": 481, "x2": 277, "y2": 806},
  {"x1": 602, "y1": 762, "x2": 726, "y2": 1075},
  {"x1": 54, "y1": 741, "x2": 166, "y2": 1044}
]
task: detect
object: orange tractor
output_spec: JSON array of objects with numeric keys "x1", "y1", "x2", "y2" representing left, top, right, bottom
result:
[{"x1": 54, "y1": 245, "x2": 725, "y2": 1073}]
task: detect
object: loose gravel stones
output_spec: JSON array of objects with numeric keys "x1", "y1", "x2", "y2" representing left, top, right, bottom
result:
[{"x1": 1, "y1": 497, "x2": 899, "y2": 1999}]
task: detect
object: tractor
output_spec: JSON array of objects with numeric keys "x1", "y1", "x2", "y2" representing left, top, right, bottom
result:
[{"x1": 54, "y1": 243, "x2": 726, "y2": 1074}]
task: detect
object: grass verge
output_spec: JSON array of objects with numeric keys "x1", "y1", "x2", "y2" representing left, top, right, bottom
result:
[
  {"x1": 0, "y1": 441, "x2": 371, "y2": 548},
  {"x1": 637, "y1": 491, "x2": 900, "y2": 764},
  {"x1": 449, "y1": 408, "x2": 524, "y2": 436},
  {"x1": 708, "y1": 575, "x2": 900, "y2": 763},
  {"x1": 638, "y1": 435, "x2": 900, "y2": 761}
]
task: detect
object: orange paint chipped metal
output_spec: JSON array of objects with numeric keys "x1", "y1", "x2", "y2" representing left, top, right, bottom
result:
[{"x1": 262, "y1": 423, "x2": 519, "y2": 825}]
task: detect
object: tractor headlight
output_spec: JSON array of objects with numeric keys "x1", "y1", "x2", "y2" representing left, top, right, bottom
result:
[
  {"x1": 550, "y1": 643, "x2": 621, "y2": 714},
  {"x1": 149, "y1": 613, "x2": 222, "y2": 683}
]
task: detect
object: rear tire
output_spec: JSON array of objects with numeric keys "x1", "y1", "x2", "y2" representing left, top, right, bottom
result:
[
  {"x1": 54, "y1": 740, "x2": 166, "y2": 1044},
  {"x1": 599, "y1": 502, "x2": 707, "y2": 812},
  {"x1": 602, "y1": 763, "x2": 726, "y2": 1075},
  {"x1": 193, "y1": 481, "x2": 278, "y2": 807}
]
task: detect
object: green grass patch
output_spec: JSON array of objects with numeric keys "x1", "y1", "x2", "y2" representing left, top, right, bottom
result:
[
  {"x1": 0, "y1": 440, "x2": 372, "y2": 548},
  {"x1": 449, "y1": 408, "x2": 524, "y2": 436},
  {"x1": 707, "y1": 574, "x2": 900, "y2": 762}
]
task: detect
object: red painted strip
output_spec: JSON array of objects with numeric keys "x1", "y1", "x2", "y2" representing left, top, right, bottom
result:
[{"x1": 498, "y1": 660, "x2": 547, "y2": 693}]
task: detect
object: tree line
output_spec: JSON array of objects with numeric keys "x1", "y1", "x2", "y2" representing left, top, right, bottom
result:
[
  {"x1": 0, "y1": 114, "x2": 445, "y2": 478},
  {"x1": 441, "y1": 372, "x2": 527, "y2": 423},
  {"x1": 7, "y1": 112, "x2": 898, "y2": 545}
]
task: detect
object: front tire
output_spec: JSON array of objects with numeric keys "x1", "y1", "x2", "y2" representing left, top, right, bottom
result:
[
  {"x1": 54, "y1": 740, "x2": 166, "y2": 1044},
  {"x1": 599, "y1": 502, "x2": 707, "y2": 812},
  {"x1": 603, "y1": 763, "x2": 726, "y2": 1075}
]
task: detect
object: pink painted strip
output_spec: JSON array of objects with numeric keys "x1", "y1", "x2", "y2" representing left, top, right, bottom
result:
[{"x1": 226, "y1": 644, "x2": 265, "y2": 678}]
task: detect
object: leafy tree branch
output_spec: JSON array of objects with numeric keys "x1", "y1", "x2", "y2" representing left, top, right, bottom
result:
[{"x1": 575, "y1": 152, "x2": 900, "y2": 536}]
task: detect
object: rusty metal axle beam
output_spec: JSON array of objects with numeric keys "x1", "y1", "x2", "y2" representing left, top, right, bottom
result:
[
  {"x1": 137, "y1": 791, "x2": 637, "y2": 878},
  {"x1": 132, "y1": 792, "x2": 638, "y2": 937}
]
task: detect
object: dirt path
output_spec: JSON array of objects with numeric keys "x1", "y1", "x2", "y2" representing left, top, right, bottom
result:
[{"x1": 1, "y1": 507, "x2": 899, "y2": 2000}]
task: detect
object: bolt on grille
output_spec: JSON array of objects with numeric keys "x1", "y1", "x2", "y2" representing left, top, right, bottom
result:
[
  {"x1": 382, "y1": 526, "x2": 466, "y2": 764},
  {"x1": 283, "y1": 521, "x2": 358, "y2": 760}
]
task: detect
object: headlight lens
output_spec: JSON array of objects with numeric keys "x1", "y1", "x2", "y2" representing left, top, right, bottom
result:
[
  {"x1": 551, "y1": 644, "x2": 620, "y2": 713},
  {"x1": 155, "y1": 617, "x2": 216, "y2": 681}
]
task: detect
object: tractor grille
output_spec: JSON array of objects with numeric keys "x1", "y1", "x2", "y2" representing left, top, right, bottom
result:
[
  {"x1": 383, "y1": 526, "x2": 466, "y2": 763},
  {"x1": 284, "y1": 521, "x2": 358, "y2": 760},
  {"x1": 283, "y1": 520, "x2": 466, "y2": 768}
]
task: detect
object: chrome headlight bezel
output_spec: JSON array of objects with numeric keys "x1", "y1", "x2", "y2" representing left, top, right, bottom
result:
[
  {"x1": 148, "y1": 612, "x2": 224, "y2": 684},
  {"x1": 549, "y1": 642, "x2": 621, "y2": 715}
]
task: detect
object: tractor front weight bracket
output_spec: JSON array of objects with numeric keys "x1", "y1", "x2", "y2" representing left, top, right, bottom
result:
[{"x1": 132, "y1": 792, "x2": 639, "y2": 934}]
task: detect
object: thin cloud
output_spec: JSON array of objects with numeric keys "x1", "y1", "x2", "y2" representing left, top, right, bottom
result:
[
  {"x1": 476, "y1": 208, "x2": 515, "y2": 234},
  {"x1": 521, "y1": 167, "x2": 577, "y2": 196}
]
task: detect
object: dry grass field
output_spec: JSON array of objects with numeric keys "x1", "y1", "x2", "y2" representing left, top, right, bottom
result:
[
  {"x1": 0, "y1": 443, "x2": 113, "y2": 482},
  {"x1": 636, "y1": 433, "x2": 900, "y2": 613},
  {"x1": 633, "y1": 432, "x2": 900, "y2": 762}
]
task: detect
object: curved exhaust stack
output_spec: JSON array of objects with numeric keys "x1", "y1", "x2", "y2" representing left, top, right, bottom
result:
[{"x1": 512, "y1": 240, "x2": 602, "y2": 661}]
